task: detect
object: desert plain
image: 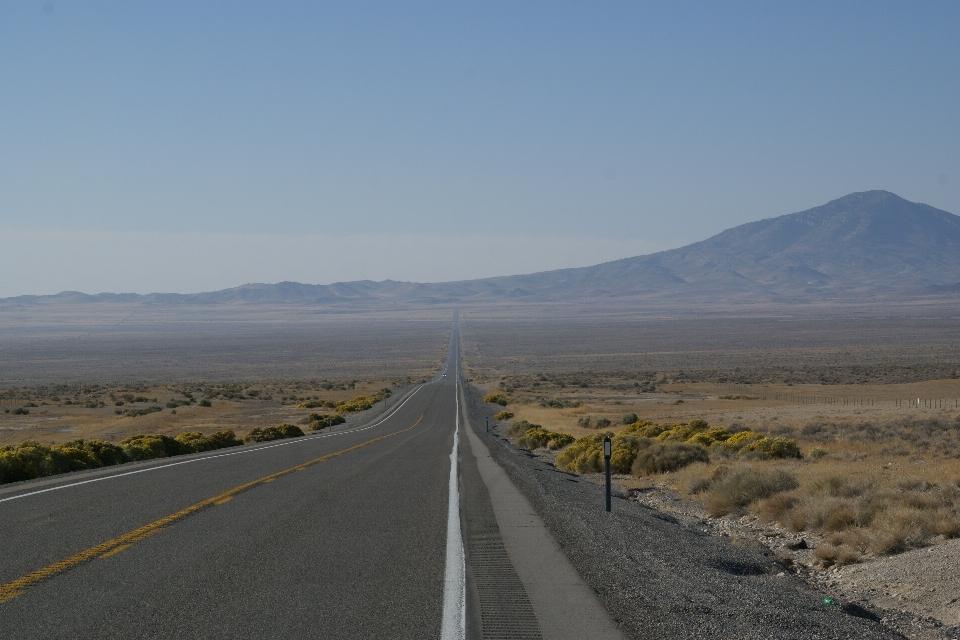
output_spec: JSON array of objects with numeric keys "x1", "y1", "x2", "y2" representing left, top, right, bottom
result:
[{"x1": 2, "y1": 305, "x2": 959, "y2": 637}]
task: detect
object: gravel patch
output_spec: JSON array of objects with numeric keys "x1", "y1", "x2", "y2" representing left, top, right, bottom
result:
[{"x1": 828, "y1": 541, "x2": 960, "y2": 640}]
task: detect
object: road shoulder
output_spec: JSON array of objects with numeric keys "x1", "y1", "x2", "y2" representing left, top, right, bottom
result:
[{"x1": 459, "y1": 383, "x2": 627, "y2": 640}]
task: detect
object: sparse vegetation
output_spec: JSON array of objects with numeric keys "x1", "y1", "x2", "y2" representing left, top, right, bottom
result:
[
  {"x1": 516, "y1": 426, "x2": 575, "y2": 450},
  {"x1": 0, "y1": 431, "x2": 243, "y2": 484},
  {"x1": 308, "y1": 413, "x2": 346, "y2": 430},
  {"x1": 632, "y1": 442, "x2": 709, "y2": 475},
  {"x1": 663, "y1": 414, "x2": 960, "y2": 564},
  {"x1": 538, "y1": 397, "x2": 580, "y2": 408},
  {"x1": 334, "y1": 389, "x2": 392, "y2": 413},
  {"x1": 701, "y1": 466, "x2": 799, "y2": 516},
  {"x1": 123, "y1": 406, "x2": 163, "y2": 418},
  {"x1": 482, "y1": 393, "x2": 509, "y2": 406},
  {"x1": 555, "y1": 431, "x2": 645, "y2": 474},
  {"x1": 244, "y1": 424, "x2": 305, "y2": 443},
  {"x1": 298, "y1": 399, "x2": 337, "y2": 409},
  {"x1": 550, "y1": 419, "x2": 800, "y2": 478},
  {"x1": 508, "y1": 419, "x2": 537, "y2": 435}
]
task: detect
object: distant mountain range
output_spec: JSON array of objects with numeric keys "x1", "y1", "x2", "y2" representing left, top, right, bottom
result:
[{"x1": 4, "y1": 191, "x2": 958, "y2": 310}]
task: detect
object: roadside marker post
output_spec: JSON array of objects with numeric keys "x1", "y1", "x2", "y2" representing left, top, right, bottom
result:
[{"x1": 603, "y1": 436, "x2": 612, "y2": 512}]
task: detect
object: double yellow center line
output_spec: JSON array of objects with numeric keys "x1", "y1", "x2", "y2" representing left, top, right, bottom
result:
[{"x1": 0, "y1": 411, "x2": 427, "y2": 604}]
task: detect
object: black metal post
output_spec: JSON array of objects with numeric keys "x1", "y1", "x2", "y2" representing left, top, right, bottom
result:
[{"x1": 603, "y1": 436, "x2": 612, "y2": 512}]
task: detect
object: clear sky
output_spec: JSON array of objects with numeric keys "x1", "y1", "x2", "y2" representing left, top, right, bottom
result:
[{"x1": 2, "y1": 1, "x2": 958, "y2": 296}]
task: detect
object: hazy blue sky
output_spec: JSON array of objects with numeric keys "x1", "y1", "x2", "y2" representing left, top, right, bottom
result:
[{"x1": 2, "y1": 1, "x2": 958, "y2": 295}]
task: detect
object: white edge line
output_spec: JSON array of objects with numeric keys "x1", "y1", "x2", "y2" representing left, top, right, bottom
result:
[
  {"x1": 0, "y1": 383, "x2": 427, "y2": 505},
  {"x1": 440, "y1": 366, "x2": 466, "y2": 639}
]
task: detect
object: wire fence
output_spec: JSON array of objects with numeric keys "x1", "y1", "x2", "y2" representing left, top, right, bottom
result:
[{"x1": 721, "y1": 384, "x2": 958, "y2": 409}]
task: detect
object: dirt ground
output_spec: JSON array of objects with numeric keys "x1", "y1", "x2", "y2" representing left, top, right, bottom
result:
[
  {"x1": 489, "y1": 379, "x2": 959, "y2": 439},
  {"x1": 0, "y1": 379, "x2": 405, "y2": 447}
]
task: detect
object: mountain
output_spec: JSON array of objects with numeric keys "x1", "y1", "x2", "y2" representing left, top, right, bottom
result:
[
  {"x1": 3, "y1": 191, "x2": 958, "y2": 310},
  {"x1": 497, "y1": 189, "x2": 960, "y2": 303}
]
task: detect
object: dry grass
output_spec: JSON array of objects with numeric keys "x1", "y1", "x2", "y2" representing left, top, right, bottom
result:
[
  {"x1": 493, "y1": 371, "x2": 960, "y2": 565},
  {"x1": 0, "y1": 378, "x2": 402, "y2": 447},
  {"x1": 667, "y1": 441, "x2": 960, "y2": 565},
  {"x1": 460, "y1": 314, "x2": 960, "y2": 384}
]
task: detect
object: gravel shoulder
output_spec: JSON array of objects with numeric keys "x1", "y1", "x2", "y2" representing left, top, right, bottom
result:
[
  {"x1": 829, "y1": 541, "x2": 960, "y2": 640},
  {"x1": 466, "y1": 384, "x2": 905, "y2": 640},
  {"x1": 624, "y1": 480, "x2": 960, "y2": 640}
]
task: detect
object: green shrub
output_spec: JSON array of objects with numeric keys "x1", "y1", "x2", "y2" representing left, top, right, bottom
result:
[
  {"x1": 308, "y1": 413, "x2": 346, "y2": 430},
  {"x1": 623, "y1": 421, "x2": 667, "y2": 438},
  {"x1": 0, "y1": 441, "x2": 51, "y2": 481},
  {"x1": 0, "y1": 428, "x2": 249, "y2": 485},
  {"x1": 119, "y1": 434, "x2": 189, "y2": 460},
  {"x1": 61, "y1": 439, "x2": 128, "y2": 466},
  {"x1": 245, "y1": 424, "x2": 305, "y2": 443},
  {"x1": 0, "y1": 439, "x2": 121, "y2": 484},
  {"x1": 45, "y1": 446, "x2": 99, "y2": 474},
  {"x1": 632, "y1": 442, "x2": 709, "y2": 475},
  {"x1": 298, "y1": 399, "x2": 336, "y2": 409},
  {"x1": 171, "y1": 430, "x2": 244, "y2": 451},
  {"x1": 335, "y1": 389, "x2": 391, "y2": 413},
  {"x1": 555, "y1": 432, "x2": 653, "y2": 474},
  {"x1": 0, "y1": 446, "x2": 40, "y2": 483},
  {"x1": 12, "y1": 407, "x2": 29, "y2": 415},
  {"x1": 538, "y1": 398, "x2": 580, "y2": 408},
  {"x1": 174, "y1": 431, "x2": 219, "y2": 452},
  {"x1": 594, "y1": 418, "x2": 611, "y2": 428},
  {"x1": 517, "y1": 428, "x2": 575, "y2": 450},
  {"x1": 621, "y1": 413, "x2": 638, "y2": 425},
  {"x1": 199, "y1": 399, "x2": 212, "y2": 407},
  {"x1": 555, "y1": 433, "x2": 607, "y2": 473},
  {"x1": 508, "y1": 420, "x2": 538, "y2": 435},
  {"x1": 124, "y1": 406, "x2": 163, "y2": 418},
  {"x1": 705, "y1": 466, "x2": 799, "y2": 516},
  {"x1": 740, "y1": 436, "x2": 802, "y2": 459},
  {"x1": 653, "y1": 419, "x2": 713, "y2": 443},
  {"x1": 723, "y1": 430, "x2": 765, "y2": 450},
  {"x1": 493, "y1": 411, "x2": 514, "y2": 420},
  {"x1": 555, "y1": 418, "x2": 802, "y2": 478},
  {"x1": 482, "y1": 393, "x2": 509, "y2": 406},
  {"x1": 209, "y1": 430, "x2": 244, "y2": 448},
  {"x1": 625, "y1": 419, "x2": 801, "y2": 460}
]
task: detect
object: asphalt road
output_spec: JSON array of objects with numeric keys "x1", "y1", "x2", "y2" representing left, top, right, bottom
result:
[{"x1": 0, "y1": 341, "x2": 463, "y2": 638}]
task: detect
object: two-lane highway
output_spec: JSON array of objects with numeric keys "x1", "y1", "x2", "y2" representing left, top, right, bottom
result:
[{"x1": 1, "y1": 330, "x2": 466, "y2": 638}]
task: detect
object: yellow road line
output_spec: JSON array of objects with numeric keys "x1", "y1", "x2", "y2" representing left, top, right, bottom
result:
[{"x1": 0, "y1": 411, "x2": 428, "y2": 604}]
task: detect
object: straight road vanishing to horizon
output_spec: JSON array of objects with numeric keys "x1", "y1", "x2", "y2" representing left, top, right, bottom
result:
[{"x1": 0, "y1": 318, "x2": 623, "y2": 639}]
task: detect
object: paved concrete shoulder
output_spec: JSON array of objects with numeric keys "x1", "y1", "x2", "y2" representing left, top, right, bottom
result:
[{"x1": 460, "y1": 385, "x2": 627, "y2": 640}]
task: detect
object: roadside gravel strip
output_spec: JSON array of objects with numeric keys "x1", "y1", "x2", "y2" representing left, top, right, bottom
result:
[{"x1": 464, "y1": 384, "x2": 905, "y2": 640}]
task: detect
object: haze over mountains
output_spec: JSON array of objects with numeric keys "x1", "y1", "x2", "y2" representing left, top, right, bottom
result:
[{"x1": 4, "y1": 191, "x2": 958, "y2": 312}]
